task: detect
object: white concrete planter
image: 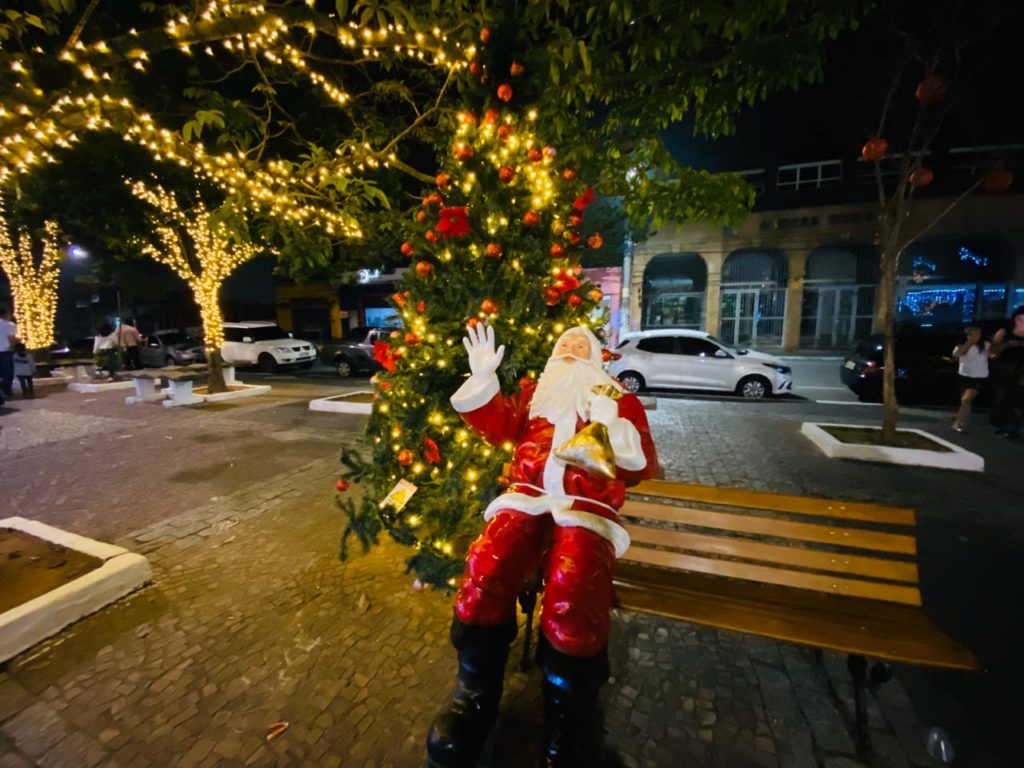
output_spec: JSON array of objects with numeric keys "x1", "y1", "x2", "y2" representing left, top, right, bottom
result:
[
  {"x1": 801, "y1": 422, "x2": 984, "y2": 472},
  {"x1": 0, "y1": 517, "x2": 151, "y2": 663},
  {"x1": 68, "y1": 379, "x2": 136, "y2": 393},
  {"x1": 195, "y1": 383, "x2": 272, "y2": 403},
  {"x1": 309, "y1": 391, "x2": 375, "y2": 414}
]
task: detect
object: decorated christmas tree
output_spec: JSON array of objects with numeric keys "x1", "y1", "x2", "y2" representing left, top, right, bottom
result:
[{"x1": 338, "y1": 32, "x2": 609, "y2": 589}]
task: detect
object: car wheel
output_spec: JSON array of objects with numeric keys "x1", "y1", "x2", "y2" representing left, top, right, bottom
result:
[
  {"x1": 617, "y1": 371, "x2": 645, "y2": 394},
  {"x1": 335, "y1": 358, "x2": 353, "y2": 378},
  {"x1": 164, "y1": 355, "x2": 176, "y2": 367},
  {"x1": 258, "y1": 353, "x2": 277, "y2": 373},
  {"x1": 736, "y1": 375, "x2": 771, "y2": 399}
]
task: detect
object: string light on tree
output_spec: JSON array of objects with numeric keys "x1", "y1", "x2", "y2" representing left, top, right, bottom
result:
[{"x1": 0, "y1": 196, "x2": 61, "y2": 350}]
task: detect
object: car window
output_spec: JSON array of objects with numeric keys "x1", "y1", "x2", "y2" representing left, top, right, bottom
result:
[
  {"x1": 677, "y1": 338, "x2": 722, "y2": 357},
  {"x1": 223, "y1": 328, "x2": 246, "y2": 343},
  {"x1": 345, "y1": 326, "x2": 371, "y2": 341},
  {"x1": 637, "y1": 337, "x2": 676, "y2": 354},
  {"x1": 244, "y1": 325, "x2": 289, "y2": 341}
]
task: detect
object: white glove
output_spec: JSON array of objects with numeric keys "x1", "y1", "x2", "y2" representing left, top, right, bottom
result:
[
  {"x1": 462, "y1": 323, "x2": 505, "y2": 378},
  {"x1": 588, "y1": 393, "x2": 619, "y2": 427}
]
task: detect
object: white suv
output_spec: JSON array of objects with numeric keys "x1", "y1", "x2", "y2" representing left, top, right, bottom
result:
[
  {"x1": 605, "y1": 329, "x2": 793, "y2": 399},
  {"x1": 221, "y1": 321, "x2": 317, "y2": 371}
]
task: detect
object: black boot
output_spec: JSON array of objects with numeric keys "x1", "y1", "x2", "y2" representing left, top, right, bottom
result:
[
  {"x1": 427, "y1": 617, "x2": 517, "y2": 768},
  {"x1": 538, "y1": 634, "x2": 610, "y2": 767}
]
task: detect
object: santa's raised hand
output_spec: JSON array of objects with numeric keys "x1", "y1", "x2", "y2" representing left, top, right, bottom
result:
[{"x1": 462, "y1": 323, "x2": 505, "y2": 378}]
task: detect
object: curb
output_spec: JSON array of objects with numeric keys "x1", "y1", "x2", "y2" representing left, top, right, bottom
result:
[
  {"x1": 0, "y1": 517, "x2": 152, "y2": 663},
  {"x1": 800, "y1": 422, "x2": 985, "y2": 472}
]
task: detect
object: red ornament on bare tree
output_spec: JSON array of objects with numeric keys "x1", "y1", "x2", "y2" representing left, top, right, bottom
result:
[
  {"x1": 915, "y1": 74, "x2": 948, "y2": 104},
  {"x1": 909, "y1": 168, "x2": 934, "y2": 188},
  {"x1": 983, "y1": 168, "x2": 1014, "y2": 192},
  {"x1": 861, "y1": 137, "x2": 889, "y2": 161}
]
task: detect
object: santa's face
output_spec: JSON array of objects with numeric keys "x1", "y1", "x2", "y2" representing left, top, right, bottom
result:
[{"x1": 553, "y1": 333, "x2": 591, "y2": 363}]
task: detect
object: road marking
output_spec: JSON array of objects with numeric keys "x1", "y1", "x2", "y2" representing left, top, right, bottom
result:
[
  {"x1": 796, "y1": 386, "x2": 847, "y2": 390},
  {"x1": 777, "y1": 356, "x2": 843, "y2": 361},
  {"x1": 816, "y1": 399, "x2": 877, "y2": 406}
]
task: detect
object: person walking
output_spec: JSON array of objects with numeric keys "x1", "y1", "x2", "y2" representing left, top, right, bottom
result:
[
  {"x1": 990, "y1": 306, "x2": 1024, "y2": 439},
  {"x1": 12, "y1": 343, "x2": 36, "y2": 398},
  {"x1": 116, "y1": 318, "x2": 144, "y2": 370},
  {"x1": 951, "y1": 326, "x2": 989, "y2": 432},
  {"x1": 93, "y1": 322, "x2": 120, "y2": 377},
  {"x1": 0, "y1": 306, "x2": 18, "y2": 398}
]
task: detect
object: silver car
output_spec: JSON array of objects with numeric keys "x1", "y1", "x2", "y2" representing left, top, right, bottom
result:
[{"x1": 139, "y1": 330, "x2": 206, "y2": 367}]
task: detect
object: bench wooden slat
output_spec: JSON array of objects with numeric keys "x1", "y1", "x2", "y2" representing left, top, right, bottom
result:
[
  {"x1": 624, "y1": 524, "x2": 920, "y2": 584},
  {"x1": 623, "y1": 500, "x2": 918, "y2": 556},
  {"x1": 613, "y1": 563, "x2": 978, "y2": 670},
  {"x1": 622, "y1": 546, "x2": 923, "y2": 606},
  {"x1": 630, "y1": 479, "x2": 916, "y2": 526}
]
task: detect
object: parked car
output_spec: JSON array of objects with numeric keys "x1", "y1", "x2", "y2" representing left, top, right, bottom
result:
[
  {"x1": 49, "y1": 337, "x2": 95, "y2": 360},
  {"x1": 139, "y1": 330, "x2": 206, "y2": 367},
  {"x1": 319, "y1": 326, "x2": 390, "y2": 378},
  {"x1": 221, "y1": 321, "x2": 317, "y2": 371},
  {"x1": 605, "y1": 329, "x2": 793, "y2": 399},
  {"x1": 840, "y1": 330, "x2": 977, "y2": 404}
]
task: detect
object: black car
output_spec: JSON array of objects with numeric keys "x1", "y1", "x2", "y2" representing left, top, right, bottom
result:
[
  {"x1": 841, "y1": 331, "x2": 962, "y2": 404},
  {"x1": 318, "y1": 326, "x2": 390, "y2": 378}
]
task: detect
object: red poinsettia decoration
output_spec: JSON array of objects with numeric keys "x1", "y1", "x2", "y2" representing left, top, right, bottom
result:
[
  {"x1": 423, "y1": 437, "x2": 441, "y2": 465},
  {"x1": 437, "y1": 207, "x2": 471, "y2": 238},
  {"x1": 373, "y1": 341, "x2": 398, "y2": 372},
  {"x1": 572, "y1": 188, "x2": 596, "y2": 211}
]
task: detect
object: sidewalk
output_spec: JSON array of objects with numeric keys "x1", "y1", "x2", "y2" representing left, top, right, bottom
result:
[{"x1": 1, "y1": 385, "x2": 1021, "y2": 766}]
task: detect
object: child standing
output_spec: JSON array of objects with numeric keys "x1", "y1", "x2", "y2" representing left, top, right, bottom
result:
[
  {"x1": 12, "y1": 343, "x2": 36, "y2": 398},
  {"x1": 951, "y1": 326, "x2": 989, "y2": 432}
]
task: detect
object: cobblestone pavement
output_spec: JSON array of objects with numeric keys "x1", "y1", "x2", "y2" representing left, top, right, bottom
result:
[{"x1": 1, "y1": 381, "x2": 1022, "y2": 767}]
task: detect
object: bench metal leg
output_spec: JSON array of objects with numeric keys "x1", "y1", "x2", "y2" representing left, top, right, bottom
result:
[{"x1": 847, "y1": 654, "x2": 892, "y2": 756}]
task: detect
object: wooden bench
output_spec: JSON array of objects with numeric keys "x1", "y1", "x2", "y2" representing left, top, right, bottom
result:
[{"x1": 612, "y1": 479, "x2": 978, "y2": 753}]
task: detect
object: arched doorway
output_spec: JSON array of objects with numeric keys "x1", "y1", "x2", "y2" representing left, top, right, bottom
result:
[
  {"x1": 720, "y1": 249, "x2": 787, "y2": 347},
  {"x1": 801, "y1": 244, "x2": 878, "y2": 349},
  {"x1": 642, "y1": 253, "x2": 707, "y2": 329},
  {"x1": 898, "y1": 234, "x2": 1014, "y2": 325}
]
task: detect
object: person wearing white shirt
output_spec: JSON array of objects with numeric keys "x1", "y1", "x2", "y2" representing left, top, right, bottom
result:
[
  {"x1": 951, "y1": 325, "x2": 990, "y2": 432},
  {"x1": 0, "y1": 306, "x2": 18, "y2": 398}
]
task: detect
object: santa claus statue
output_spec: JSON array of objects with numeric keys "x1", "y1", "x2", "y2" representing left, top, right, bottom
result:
[{"x1": 427, "y1": 323, "x2": 658, "y2": 767}]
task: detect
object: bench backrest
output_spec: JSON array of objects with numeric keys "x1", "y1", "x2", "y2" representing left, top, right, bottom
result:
[{"x1": 620, "y1": 480, "x2": 921, "y2": 606}]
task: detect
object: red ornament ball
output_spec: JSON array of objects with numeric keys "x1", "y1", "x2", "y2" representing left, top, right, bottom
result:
[
  {"x1": 569, "y1": 211, "x2": 583, "y2": 227},
  {"x1": 485, "y1": 242, "x2": 503, "y2": 258},
  {"x1": 336, "y1": 479, "x2": 350, "y2": 492},
  {"x1": 480, "y1": 27, "x2": 491, "y2": 43},
  {"x1": 567, "y1": 231, "x2": 582, "y2": 247},
  {"x1": 544, "y1": 287, "x2": 562, "y2": 306},
  {"x1": 567, "y1": 293, "x2": 583, "y2": 309},
  {"x1": 510, "y1": 61, "x2": 525, "y2": 77},
  {"x1": 571, "y1": 264, "x2": 583, "y2": 277},
  {"x1": 497, "y1": 124, "x2": 514, "y2": 142},
  {"x1": 397, "y1": 449, "x2": 414, "y2": 466},
  {"x1": 528, "y1": 147, "x2": 544, "y2": 163},
  {"x1": 481, "y1": 298, "x2": 498, "y2": 315},
  {"x1": 468, "y1": 60, "x2": 483, "y2": 77},
  {"x1": 589, "y1": 288, "x2": 603, "y2": 302},
  {"x1": 562, "y1": 168, "x2": 577, "y2": 181},
  {"x1": 436, "y1": 172, "x2": 450, "y2": 188},
  {"x1": 498, "y1": 165, "x2": 516, "y2": 183},
  {"x1": 915, "y1": 73, "x2": 948, "y2": 104},
  {"x1": 467, "y1": 317, "x2": 480, "y2": 329},
  {"x1": 454, "y1": 144, "x2": 474, "y2": 162},
  {"x1": 415, "y1": 260, "x2": 433, "y2": 277},
  {"x1": 404, "y1": 332, "x2": 420, "y2": 347},
  {"x1": 861, "y1": 136, "x2": 889, "y2": 162},
  {"x1": 587, "y1": 233, "x2": 604, "y2": 250},
  {"x1": 550, "y1": 243, "x2": 566, "y2": 259},
  {"x1": 424, "y1": 229, "x2": 438, "y2": 244},
  {"x1": 415, "y1": 209, "x2": 427, "y2": 223},
  {"x1": 484, "y1": 108, "x2": 500, "y2": 124},
  {"x1": 984, "y1": 168, "x2": 1014, "y2": 192},
  {"x1": 523, "y1": 210, "x2": 540, "y2": 227},
  {"x1": 425, "y1": 192, "x2": 442, "y2": 206},
  {"x1": 391, "y1": 291, "x2": 406, "y2": 308},
  {"x1": 909, "y1": 168, "x2": 934, "y2": 189},
  {"x1": 416, "y1": 300, "x2": 426, "y2": 314},
  {"x1": 497, "y1": 83, "x2": 514, "y2": 102},
  {"x1": 400, "y1": 241, "x2": 415, "y2": 257}
]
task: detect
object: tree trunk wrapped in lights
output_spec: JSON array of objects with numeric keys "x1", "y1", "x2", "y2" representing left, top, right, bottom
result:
[
  {"x1": 336, "y1": 49, "x2": 613, "y2": 590},
  {"x1": 129, "y1": 181, "x2": 264, "y2": 393},
  {"x1": 0, "y1": 196, "x2": 61, "y2": 352}
]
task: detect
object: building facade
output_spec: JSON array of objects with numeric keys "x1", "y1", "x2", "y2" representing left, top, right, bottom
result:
[{"x1": 629, "y1": 155, "x2": 1024, "y2": 352}]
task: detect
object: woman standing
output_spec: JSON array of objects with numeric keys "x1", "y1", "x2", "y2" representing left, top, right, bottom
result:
[
  {"x1": 990, "y1": 306, "x2": 1024, "y2": 438},
  {"x1": 951, "y1": 326, "x2": 989, "y2": 432}
]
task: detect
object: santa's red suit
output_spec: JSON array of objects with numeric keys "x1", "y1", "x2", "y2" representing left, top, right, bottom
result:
[{"x1": 450, "y1": 367, "x2": 658, "y2": 658}]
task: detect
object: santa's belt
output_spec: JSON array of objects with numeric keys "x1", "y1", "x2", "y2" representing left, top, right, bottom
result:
[{"x1": 481, "y1": 483, "x2": 631, "y2": 558}]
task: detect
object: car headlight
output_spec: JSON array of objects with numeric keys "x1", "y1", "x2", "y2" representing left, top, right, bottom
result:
[
  {"x1": 763, "y1": 363, "x2": 791, "y2": 374},
  {"x1": 274, "y1": 346, "x2": 292, "y2": 353}
]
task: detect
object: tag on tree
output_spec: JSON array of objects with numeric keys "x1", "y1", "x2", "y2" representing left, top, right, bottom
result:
[{"x1": 379, "y1": 479, "x2": 418, "y2": 511}]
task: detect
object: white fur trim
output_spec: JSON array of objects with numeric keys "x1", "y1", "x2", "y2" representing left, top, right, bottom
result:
[
  {"x1": 450, "y1": 373, "x2": 500, "y2": 413},
  {"x1": 543, "y1": 414, "x2": 576, "y2": 494},
  {"x1": 607, "y1": 417, "x2": 647, "y2": 471}
]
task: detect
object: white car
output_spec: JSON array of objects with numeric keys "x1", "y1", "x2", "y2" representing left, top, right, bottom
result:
[
  {"x1": 221, "y1": 321, "x2": 317, "y2": 371},
  {"x1": 605, "y1": 329, "x2": 793, "y2": 399}
]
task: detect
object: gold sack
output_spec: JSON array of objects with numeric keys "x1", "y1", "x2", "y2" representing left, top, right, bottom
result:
[{"x1": 553, "y1": 385, "x2": 623, "y2": 479}]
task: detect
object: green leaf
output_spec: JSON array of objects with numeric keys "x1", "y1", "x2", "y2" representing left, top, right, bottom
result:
[{"x1": 577, "y1": 40, "x2": 591, "y2": 75}]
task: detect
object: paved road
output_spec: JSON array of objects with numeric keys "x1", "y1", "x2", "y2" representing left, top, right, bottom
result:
[{"x1": 1, "y1": 373, "x2": 1021, "y2": 767}]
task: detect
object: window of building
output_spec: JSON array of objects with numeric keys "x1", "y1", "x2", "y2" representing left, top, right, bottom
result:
[{"x1": 776, "y1": 160, "x2": 842, "y2": 191}]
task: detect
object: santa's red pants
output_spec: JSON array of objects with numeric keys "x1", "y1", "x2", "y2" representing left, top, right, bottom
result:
[{"x1": 453, "y1": 509, "x2": 617, "y2": 658}]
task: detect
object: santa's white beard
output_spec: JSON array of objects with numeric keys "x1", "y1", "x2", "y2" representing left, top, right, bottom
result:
[{"x1": 529, "y1": 355, "x2": 618, "y2": 424}]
